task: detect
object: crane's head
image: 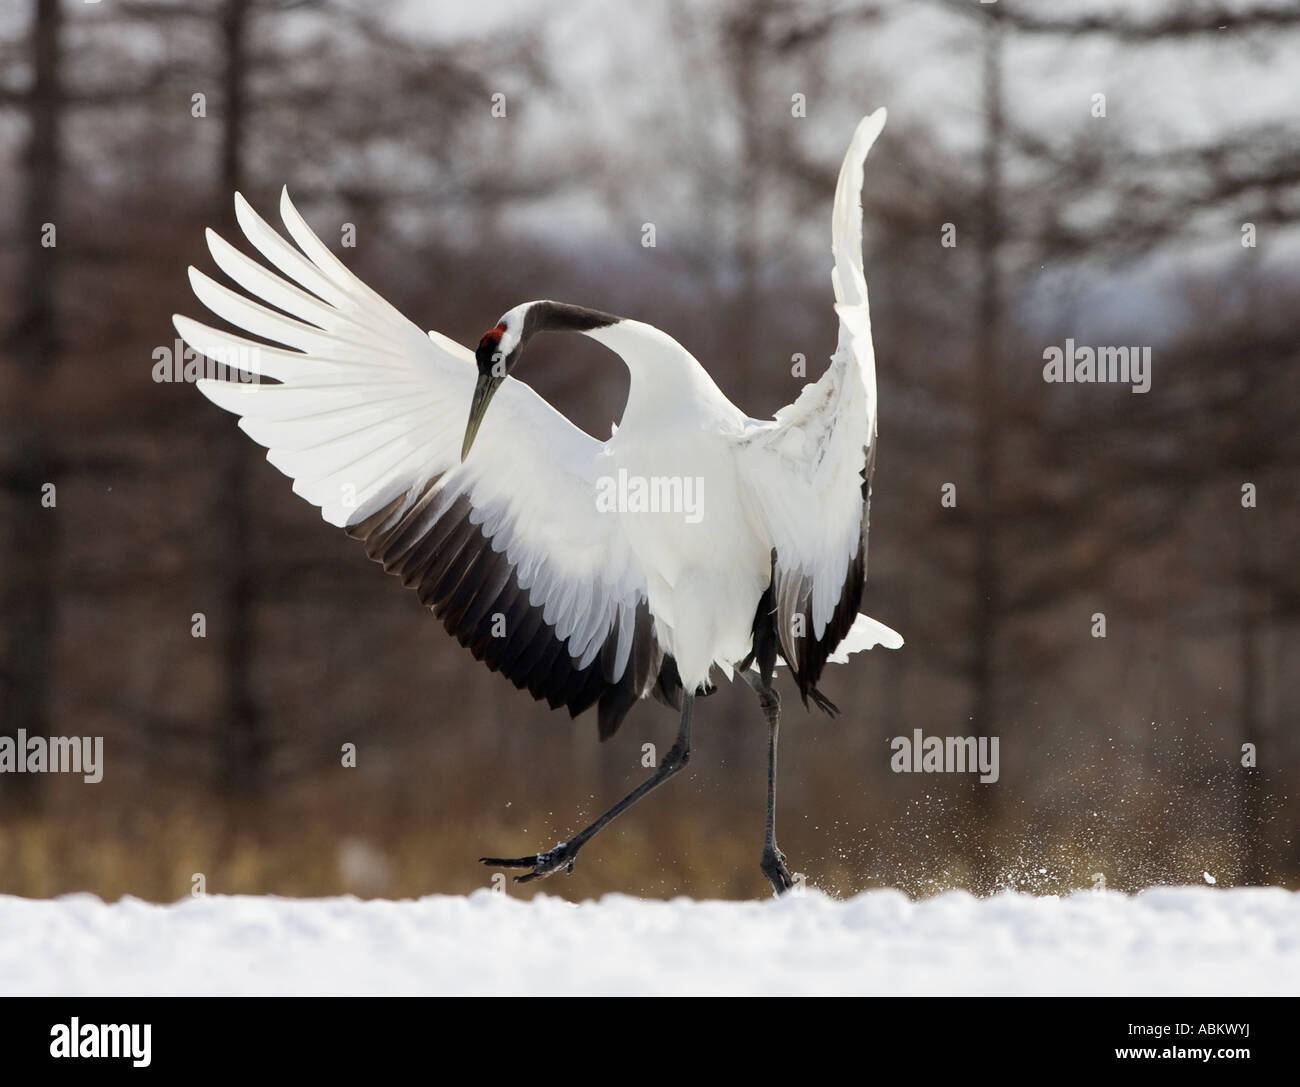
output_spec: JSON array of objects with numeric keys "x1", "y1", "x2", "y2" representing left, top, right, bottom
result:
[
  {"x1": 461, "y1": 301, "x2": 620, "y2": 460},
  {"x1": 461, "y1": 310, "x2": 522, "y2": 462}
]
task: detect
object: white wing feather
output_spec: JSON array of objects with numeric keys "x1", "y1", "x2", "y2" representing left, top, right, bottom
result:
[
  {"x1": 767, "y1": 613, "x2": 903, "y2": 673},
  {"x1": 739, "y1": 108, "x2": 888, "y2": 644},
  {"x1": 177, "y1": 189, "x2": 646, "y2": 670}
]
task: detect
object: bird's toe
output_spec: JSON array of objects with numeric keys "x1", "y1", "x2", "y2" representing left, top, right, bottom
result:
[
  {"x1": 481, "y1": 842, "x2": 577, "y2": 883},
  {"x1": 760, "y1": 847, "x2": 794, "y2": 895}
]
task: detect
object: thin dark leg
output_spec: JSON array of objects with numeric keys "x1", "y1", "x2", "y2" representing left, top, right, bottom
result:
[
  {"x1": 746, "y1": 671, "x2": 793, "y2": 894},
  {"x1": 481, "y1": 693, "x2": 695, "y2": 883}
]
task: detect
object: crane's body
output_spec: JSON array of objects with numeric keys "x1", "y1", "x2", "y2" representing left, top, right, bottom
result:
[
  {"x1": 574, "y1": 319, "x2": 766, "y2": 692},
  {"x1": 176, "y1": 108, "x2": 900, "y2": 893}
]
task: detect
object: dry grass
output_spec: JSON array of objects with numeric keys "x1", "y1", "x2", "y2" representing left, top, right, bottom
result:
[{"x1": 3, "y1": 754, "x2": 1292, "y2": 902}]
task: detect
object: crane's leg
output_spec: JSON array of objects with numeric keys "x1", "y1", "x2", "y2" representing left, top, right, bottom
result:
[
  {"x1": 481, "y1": 693, "x2": 694, "y2": 883},
  {"x1": 746, "y1": 671, "x2": 794, "y2": 895}
]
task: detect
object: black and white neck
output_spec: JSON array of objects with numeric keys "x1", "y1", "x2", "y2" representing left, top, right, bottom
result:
[{"x1": 480, "y1": 300, "x2": 733, "y2": 430}]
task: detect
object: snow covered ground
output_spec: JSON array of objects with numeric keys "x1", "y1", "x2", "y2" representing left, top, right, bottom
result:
[{"x1": 3, "y1": 886, "x2": 1297, "y2": 996}]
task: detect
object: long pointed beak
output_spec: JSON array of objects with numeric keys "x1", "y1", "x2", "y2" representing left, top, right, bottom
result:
[{"x1": 461, "y1": 372, "x2": 503, "y2": 461}]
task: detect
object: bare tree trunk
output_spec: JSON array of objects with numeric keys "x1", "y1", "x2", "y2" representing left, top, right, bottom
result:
[
  {"x1": 211, "y1": 0, "x2": 266, "y2": 801},
  {"x1": 1, "y1": 0, "x2": 64, "y2": 817},
  {"x1": 1237, "y1": 469, "x2": 1267, "y2": 885},
  {"x1": 967, "y1": 7, "x2": 1005, "y2": 892},
  {"x1": 728, "y1": 1, "x2": 765, "y2": 383}
]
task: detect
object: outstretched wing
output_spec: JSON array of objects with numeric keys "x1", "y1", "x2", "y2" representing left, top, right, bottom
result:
[
  {"x1": 738, "y1": 109, "x2": 889, "y2": 705},
  {"x1": 175, "y1": 189, "x2": 675, "y2": 738}
]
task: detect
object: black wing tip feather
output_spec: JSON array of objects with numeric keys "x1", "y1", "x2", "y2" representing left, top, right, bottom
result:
[
  {"x1": 775, "y1": 447, "x2": 874, "y2": 714},
  {"x1": 768, "y1": 536, "x2": 866, "y2": 717},
  {"x1": 345, "y1": 478, "x2": 666, "y2": 740},
  {"x1": 808, "y1": 686, "x2": 840, "y2": 716}
]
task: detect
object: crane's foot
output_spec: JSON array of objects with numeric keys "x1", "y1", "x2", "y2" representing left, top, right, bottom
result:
[
  {"x1": 480, "y1": 841, "x2": 579, "y2": 884},
  {"x1": 761, "y1": 845, "x2": 794, "y2": 895}
]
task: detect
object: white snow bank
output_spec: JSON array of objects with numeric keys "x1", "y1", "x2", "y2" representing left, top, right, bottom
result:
[{"x1": 2, "y1": 886, "x2": 1296, "y2": 996}]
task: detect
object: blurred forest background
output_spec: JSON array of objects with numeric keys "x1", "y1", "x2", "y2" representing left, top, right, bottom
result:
[{"x1": 1, "y1": 0, "x2": 1297, "y2": 902}]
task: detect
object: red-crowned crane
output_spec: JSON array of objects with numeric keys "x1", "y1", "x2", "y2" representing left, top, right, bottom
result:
[{"x1": 176, "y1": 108, "x2": 900, "y2": 894}]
